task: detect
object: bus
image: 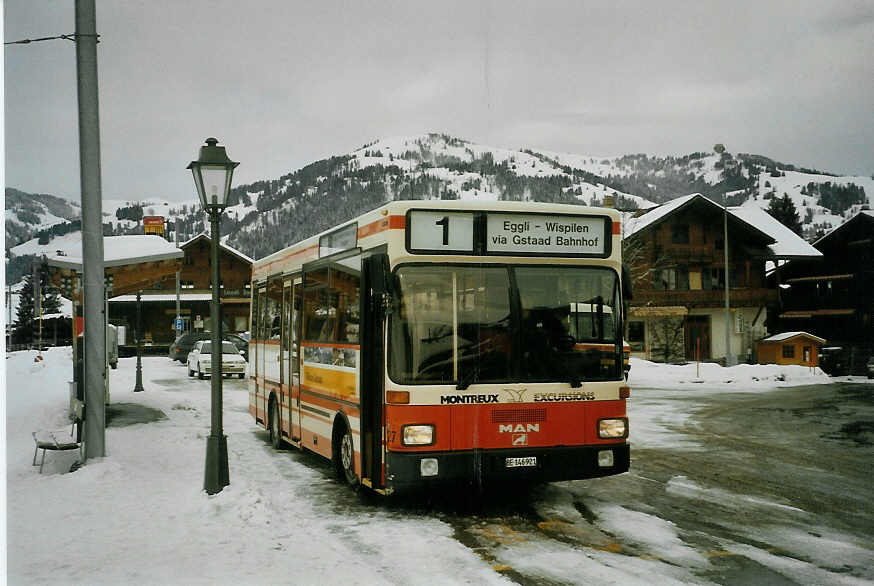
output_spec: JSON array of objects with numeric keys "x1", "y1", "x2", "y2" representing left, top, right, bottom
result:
[{"x1": 249, "y1": 200, "x2": 631, "y2": 494}]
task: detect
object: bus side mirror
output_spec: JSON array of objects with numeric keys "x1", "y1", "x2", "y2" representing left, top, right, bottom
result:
[{"x1": 621, "y1": 263, "x2": 633, "y2": 301}]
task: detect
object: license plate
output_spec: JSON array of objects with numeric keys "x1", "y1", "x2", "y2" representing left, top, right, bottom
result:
[{"x1": 505, "y1": 456, "x2": 537, "y2": 468}]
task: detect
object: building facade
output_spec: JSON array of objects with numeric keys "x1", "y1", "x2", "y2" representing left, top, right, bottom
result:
[
  {"x1": 623, "y1": 194, "x2": 820, "y2": 364},
  {"x1": 773, "y1": 210, "x2": 874, "y2": 374},
  {"x1": 108, "y1": 234, "x2": 252, "y2": 350}
]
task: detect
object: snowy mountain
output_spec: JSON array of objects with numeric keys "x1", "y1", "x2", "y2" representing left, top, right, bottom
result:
[
  {"x1": 6, "y1": 133, "x2": 873, "y2": 272},
  {"x1": 5, "y1": 188, "x2": 80, "y2": 248}
]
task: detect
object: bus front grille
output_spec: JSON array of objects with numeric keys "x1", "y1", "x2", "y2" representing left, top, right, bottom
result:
[{"x1": 491, "y1": 408, "x2": 547, "y2": 423}]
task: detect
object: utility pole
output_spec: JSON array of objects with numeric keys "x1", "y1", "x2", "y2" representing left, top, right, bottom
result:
[
  {"x1": 175, "y1": 218, "x2": 181, "y2": 337},
  {"x1": 32, "y1": 261, "x2": 41, "y2": 352},
  {"x1": 76, "y1": 0, "x2": 107, "y2": 458},
  {"x1": 723, "y1": 200, "x2": 733, "y2": 367}
]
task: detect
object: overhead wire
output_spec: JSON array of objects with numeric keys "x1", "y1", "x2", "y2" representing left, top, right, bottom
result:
[{"x1": 4, "y1": 33, "x2": 99, "y2": 45}]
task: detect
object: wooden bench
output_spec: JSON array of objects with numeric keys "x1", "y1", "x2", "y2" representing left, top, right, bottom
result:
[{"x1": 32, "y1": 427, "x2": 82, "y2": 473}]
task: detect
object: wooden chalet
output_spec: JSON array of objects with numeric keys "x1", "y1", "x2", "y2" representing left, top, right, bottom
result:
[
  {"x1": 757, "y1": 331, "x2": 825, "y2": 367},
  {"x1": 772, "y1": 210, "x2": 874, "y2": 374},
  {"x1": 106, "y1": 233, "x2": 253, "y2": 350},
  {"x1": 622, "y1": 194, "x2": 821, "y2": 364}
]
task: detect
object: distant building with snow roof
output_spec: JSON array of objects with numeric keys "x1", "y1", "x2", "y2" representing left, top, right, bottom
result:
[
  {"x1": 108, "y1": 232, "x2": 253, "y2": 351},
  {"x1": 622, "y1": 193, "x2": 821, "y2": 364},
  {"x1": 771, "y1": 209, "x2": 874, "y2": 374},
  {"x1": 757, "y1": 331, "x2": 825, "y2": 367}
]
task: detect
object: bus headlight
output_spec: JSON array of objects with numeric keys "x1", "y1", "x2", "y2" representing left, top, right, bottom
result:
[
  {"x1": 598, "y1": 418, "x2": 628, "y2": 439},
  {"x1": 402, "y1": 424, "x2": 435, "y2": 446}
]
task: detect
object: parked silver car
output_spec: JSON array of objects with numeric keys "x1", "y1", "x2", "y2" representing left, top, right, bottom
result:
[{"x1": 187, "y1": 340, "x2": 247, "y2": 379}]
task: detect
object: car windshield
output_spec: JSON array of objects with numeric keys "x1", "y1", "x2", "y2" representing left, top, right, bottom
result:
[
  {"x1": 200, "y1": 342, "x2": 239, "y2": 355},
  {"x1": 388, "y1": 264, "x2": 622, "y2": 386}
]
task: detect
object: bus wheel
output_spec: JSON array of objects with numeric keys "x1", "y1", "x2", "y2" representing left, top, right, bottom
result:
[
  {"x1": 334, "y1": 421, "x2": 358, "y2": 486},
  {"x1": 268, "y1": 398, "x2": 282, "y2": 450}
]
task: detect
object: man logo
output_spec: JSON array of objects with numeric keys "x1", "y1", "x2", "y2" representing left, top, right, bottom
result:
[
  {"x1": 503, "y1": 388, "x2": 527, "y2": 403},
  {"x1": 512, "y1": 433, "x2": 528, "y2": 446},
  {"x1": 498, "y1": 423, "x2": 540, "y2": 433}
]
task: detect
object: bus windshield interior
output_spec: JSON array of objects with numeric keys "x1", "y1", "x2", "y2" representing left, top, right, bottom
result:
[{"x1": 389, "y1": 264, "x2": 622, "y2": 386}]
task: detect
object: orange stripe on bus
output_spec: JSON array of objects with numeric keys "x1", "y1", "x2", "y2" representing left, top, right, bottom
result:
[
  {"x1": 255, "y1": 244, "x2": 320, "y2": 278},
  {"x1": 358, "y1": 215, "x2": 405, "y2": 239},
  {"x1": 299, "y1": 389, "x2": 361, "y2": 416},
  {"x1": 612, "y1": 222, "x2": 621, "y2": 235},
  {"x1": 300, "y1": 341, "x2": 361, "y2": 350}
]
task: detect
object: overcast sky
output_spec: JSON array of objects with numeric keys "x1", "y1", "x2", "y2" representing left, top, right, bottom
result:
[{"x1": 4, "y1": 1, "x2": 874, "y2": 204}]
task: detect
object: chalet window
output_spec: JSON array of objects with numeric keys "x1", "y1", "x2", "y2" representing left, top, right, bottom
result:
[
  {"x1": 653, "y1": 267, "x2": 689, "y2": 290},
  {"x1": 707, "y1": 267, "x2": 737, "y2": 289},
  {"x1": 782, "y1": 345, "x2": 795, "y2": 358},
  {"x1": 676, "y1": 267, "x2": 689, "y2": 290},
  {"x1": 671, "y1": 224, "x2": 690, "y2": 244},
  {"x1": 184, "y1": 253, "x2": 194, "y2": 266},
  {"x1": 817, "y1": 281, "x2": 833, "y2": 297}
]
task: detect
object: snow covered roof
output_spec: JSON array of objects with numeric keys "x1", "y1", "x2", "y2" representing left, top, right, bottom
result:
[
  {"x1": 811, "y1": 208, "x2": 874, "y2": 248},
  {"x1": 180, "y1": 233, "x2": 254, "y2": 264},
  {"x1": 624, "y1": 193, "x2": 702, "y2": 237},
  {"x1": 625, "y1": 193, "x2": 772, "y2": 244},
  {"x1": 41, "y1": 235, "x2": 183, "y2": 270},
  {"x1": 729, "y1": 204, "x2": 821, "y2": 259},
  {"x1": 624, "y1": 193, "x2": 821, "y2": 259},
  {"x1": 760, "y1": 331, "x2": 826, "y2": 344},
  {"x1": 109, "y1": 293, "x2": 214, "y2": 303}
]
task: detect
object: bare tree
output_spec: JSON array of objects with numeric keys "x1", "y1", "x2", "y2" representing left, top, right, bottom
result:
[{"x1": 649, "y1": 315, "x2": 686, "y2": 364}]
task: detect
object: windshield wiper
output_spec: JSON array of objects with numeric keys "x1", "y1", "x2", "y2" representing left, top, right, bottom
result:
[{"x1": 456, "y1": 366, "x2": 480, "y2": 390}]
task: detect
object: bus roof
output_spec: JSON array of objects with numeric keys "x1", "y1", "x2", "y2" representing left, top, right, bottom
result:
[{"x1": 253, "y1": 200, "x2": 621, "y2": 270}]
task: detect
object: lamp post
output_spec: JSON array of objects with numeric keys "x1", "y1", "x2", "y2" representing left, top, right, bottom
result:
[
  {"x1": 188, "y1": 137, "x2": 239, "y2": 495},
  {"x1": 133, "y1": 289, "x2": 145, "y2": 392}
]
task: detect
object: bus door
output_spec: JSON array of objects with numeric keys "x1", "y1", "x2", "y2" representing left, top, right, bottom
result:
[
  {"x1": 286, "y1": 277, "x2": 303, "y2": 442},
  {"x1": 280, "y1": 280, "x2": 291, "y2": 438},
  {"x1": 256, "y1": 286, "x2": 267, "y2": 421},
  {"x1": 265, "y1": 279, "x2": 283, "y2": 385},
  {"x1": 360, "y1": 252, "x2": 390, "y2": 488}
]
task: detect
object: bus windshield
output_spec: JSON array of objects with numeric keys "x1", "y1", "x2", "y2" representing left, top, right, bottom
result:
[{"x1": 389, "y1": 264, "x2": 622, "y2": 386}]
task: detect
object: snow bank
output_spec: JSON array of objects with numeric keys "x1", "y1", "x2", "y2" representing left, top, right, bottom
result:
[
  {"x1": 5, "y1": 349, "x2": 509, "y2": 585},
  {"x1": 627, "y1": 357, "x2": 831, "y2": 390}
]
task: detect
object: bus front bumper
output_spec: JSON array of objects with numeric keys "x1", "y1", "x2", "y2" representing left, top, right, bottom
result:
[{"x1": 384, "y1": 443, "x2": 629, "y2": 493}]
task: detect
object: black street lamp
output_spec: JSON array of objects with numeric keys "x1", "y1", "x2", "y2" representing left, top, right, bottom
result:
[
  {"x1": 188, "y1": 138, "x2": 239, "y2": 495},
  {"x1": 133, "y1": 289, "x2": 145, "y2": 392}
]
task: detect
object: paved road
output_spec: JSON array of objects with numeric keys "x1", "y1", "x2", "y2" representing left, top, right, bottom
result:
[
  {"x1": 265, "y1": 381, "x2": 874, "y2": 584},
  {"x1": 434, "y1": 382, "x2": 873, "y2": 584}
]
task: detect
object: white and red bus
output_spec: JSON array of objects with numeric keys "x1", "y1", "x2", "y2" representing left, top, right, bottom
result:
[{"x1": 249, "y1": 200, "x2": 631, "y2": 494}]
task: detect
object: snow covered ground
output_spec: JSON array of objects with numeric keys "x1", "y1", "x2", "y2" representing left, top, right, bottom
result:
[{"x1": 3, "y1": 349, "x2": 851, "y2": 584}]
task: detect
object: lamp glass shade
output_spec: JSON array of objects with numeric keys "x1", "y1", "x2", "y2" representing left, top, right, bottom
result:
[
  {"x1": 187, "y1": 138, "x2": 239, "y2": 212},
  {"x1": 193, "y1": 165, "x2": 234, "y2": 209}
]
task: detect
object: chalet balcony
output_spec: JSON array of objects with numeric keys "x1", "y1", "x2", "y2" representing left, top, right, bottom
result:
[
  {"x1": 663, "y1": 245, "x2": 716, "y2": 263},
  {"x1": 632, "y1": 287, "x2": 778, "y2": 308},
  {"x1": 781, "y1": 294, "x2": 857, "y2": 313}
]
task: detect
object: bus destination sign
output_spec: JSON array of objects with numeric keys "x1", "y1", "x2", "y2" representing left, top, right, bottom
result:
[
  {"x1": 406, "y1": 209, "x2": 610, "y2": 257},
  {"x1": 486, "y1": 213, "x2": 608, "y2": 256}
]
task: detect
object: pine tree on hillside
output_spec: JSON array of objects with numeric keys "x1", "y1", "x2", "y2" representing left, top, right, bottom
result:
[
  {"x1": 11, "y1": 260, "x2": 62, "y2": 345},
  {"x1": 766, "y1": 193, "x2": 803, "y2": 236}
]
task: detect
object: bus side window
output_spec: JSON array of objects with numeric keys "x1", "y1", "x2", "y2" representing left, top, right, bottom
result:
[{"x1": 304, "y1": 264, "x2": 361, "y2": 344}]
